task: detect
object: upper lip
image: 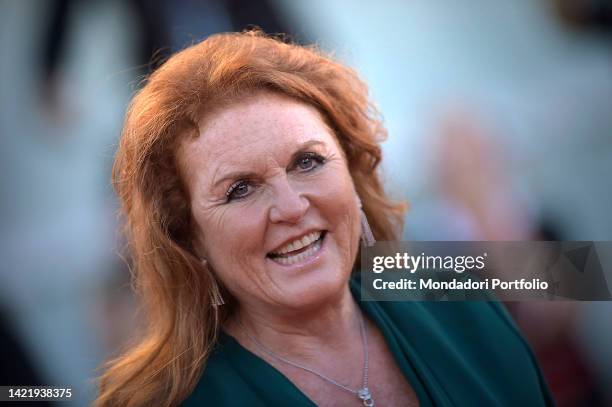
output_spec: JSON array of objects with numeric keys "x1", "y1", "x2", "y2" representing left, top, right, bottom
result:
[{"x1": 268, "y1": 229, "x2": 324, "y2": 255}]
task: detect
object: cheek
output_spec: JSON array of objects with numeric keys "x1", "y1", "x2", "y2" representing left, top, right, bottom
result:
[
  {"x1": 313, "y1": 169, "x2": 361, "y2": 250},
  {"x1": 320, "y1": 166, "x2": 358, "y2": 220},
  {"x1": 195, "y1": 205, "x2": 267, "y2": 270}
]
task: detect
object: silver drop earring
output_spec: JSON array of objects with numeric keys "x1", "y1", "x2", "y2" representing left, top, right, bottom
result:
[
  {"x1": 358, "y1": 200, "x2": 376, "y2": 247},
  {"x1": 201, "y1": 259, "x2": 225, "y2": 307}
]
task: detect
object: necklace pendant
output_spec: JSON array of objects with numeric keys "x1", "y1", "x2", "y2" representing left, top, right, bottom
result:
[{"x1": 357, "y1": 387, "x2": 374, "y2": 407}]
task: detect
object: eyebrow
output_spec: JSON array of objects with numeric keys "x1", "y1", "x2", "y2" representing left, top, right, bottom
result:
[{"x1": 211, "y1": 139, "x2": 327, "y2": 189}]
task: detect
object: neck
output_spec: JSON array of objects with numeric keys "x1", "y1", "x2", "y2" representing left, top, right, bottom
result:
[{"x1": 226, "y1": 285, "x2": 362, "y2": 358}]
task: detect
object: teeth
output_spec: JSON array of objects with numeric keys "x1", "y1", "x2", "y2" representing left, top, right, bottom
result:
[
  {"x1": 272, "y1": 238, "x2": 322, "y2": 265},
  {"x1": 272, "y1": 231, "x2": 321, "y2": 255}
]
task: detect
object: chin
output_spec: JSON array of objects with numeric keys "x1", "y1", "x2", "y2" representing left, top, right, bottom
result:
[{"x1": 273, "y1": 265, "x2": 352, "y2": 311}]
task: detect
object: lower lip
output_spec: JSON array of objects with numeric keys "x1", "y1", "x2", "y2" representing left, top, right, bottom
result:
[{"x1": 267, "y1": 234, "x2": 327, "y2": 271}]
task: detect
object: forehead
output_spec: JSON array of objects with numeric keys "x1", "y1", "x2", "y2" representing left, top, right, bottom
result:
[{"x1": 179, "y1": 93, "x2": 340, "y2": 178}]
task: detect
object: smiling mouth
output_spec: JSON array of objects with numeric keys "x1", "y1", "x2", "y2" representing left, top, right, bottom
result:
[{"x1": 267, "y1": 231, "x2": 327, "y2": 266}]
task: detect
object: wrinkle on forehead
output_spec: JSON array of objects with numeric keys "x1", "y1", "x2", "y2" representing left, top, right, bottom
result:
[{"x1": 177, "y1": 91, "x2": 342, "y2": 196}]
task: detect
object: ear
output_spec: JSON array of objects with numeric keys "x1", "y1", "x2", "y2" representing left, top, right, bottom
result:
[{"x1": 195, "y1": 240, "x2": 212, "y2": 270}]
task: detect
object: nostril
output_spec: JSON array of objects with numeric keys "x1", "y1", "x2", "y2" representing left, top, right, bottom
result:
[{"x1": 269, "y1": 194, "x2": 309, "y2": 224}]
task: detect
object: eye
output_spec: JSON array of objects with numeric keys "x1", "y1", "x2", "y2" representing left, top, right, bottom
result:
[
  {"x1": 226, "y1": 180, "x2": 253, "y2": 202},
  {"x1": 295, "y1": 152, "x2": 326, "y2": 172}
]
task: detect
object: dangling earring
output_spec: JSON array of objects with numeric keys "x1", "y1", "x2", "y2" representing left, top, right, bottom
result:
[
  {"x1": 201, "y1": 259, "x2": 225, "y2": 307},
  {"x1": 358, "y1": 199, "x2": 376, "y2": 247}
]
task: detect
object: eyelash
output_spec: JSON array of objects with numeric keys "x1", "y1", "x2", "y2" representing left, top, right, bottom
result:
[
  {"x1": 294, "y1": 152, "x2": 326, "y2": 173},
  {"x1": 225, "y1": 152, "x2": 326, "y2": 202}
]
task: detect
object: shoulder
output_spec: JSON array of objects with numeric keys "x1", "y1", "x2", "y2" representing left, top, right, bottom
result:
[
  {"x1": 351, "y1": 273, "x2": 531, "y2": 351},
  {"x1": 181, "y1": 333, "x2": 313, "y2": 407},
  {"x1": 181, "y1": 335, "x2": 261, "y2": 407},
  {"x1": 384, "y1": 301, "x2": 553, "y2": 404}
]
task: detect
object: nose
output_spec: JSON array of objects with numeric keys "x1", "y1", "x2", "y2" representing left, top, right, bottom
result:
[{"x1": 269, "y1": 177, "x2": 309, "y2": 224}]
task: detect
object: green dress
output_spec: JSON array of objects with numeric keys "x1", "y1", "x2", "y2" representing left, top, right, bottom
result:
[{"x1": 182, "y1": 277, "x2": 554, "y2": 406}]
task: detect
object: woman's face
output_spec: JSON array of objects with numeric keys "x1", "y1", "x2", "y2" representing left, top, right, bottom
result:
[{"x1": 178, "y1": 92, "x2": 361, "y2": 313}]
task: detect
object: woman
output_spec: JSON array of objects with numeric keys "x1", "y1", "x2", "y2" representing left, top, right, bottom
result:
[{"x1": 96, "y1": 31, "x2": 553, "y2": 406}]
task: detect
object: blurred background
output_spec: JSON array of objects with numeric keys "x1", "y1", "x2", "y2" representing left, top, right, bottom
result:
[{"x1": 0, "y1": 0, "x2": 611, "y2": 405}]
